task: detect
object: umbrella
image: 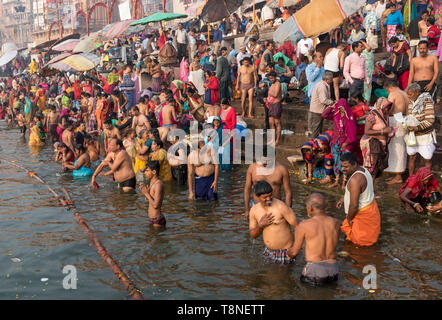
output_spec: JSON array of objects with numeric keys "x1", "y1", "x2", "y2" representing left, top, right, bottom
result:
[
  {"x1": 46, "y1": 52, "x2": 74, "y2": 65},
  {"x1": 73, "y1": 36, "x2": 103, "y2": 53},
  {"x1": 0, "y1": 43, "x2": 18, "y2": 67},
  {"x1": 122, "y1": 24, "x2": 145, "y2": 36},
  {"x1": 199, "y1": 0, "x2": 242, "y2": 23},
  {"x1": 273, "y1": 0, "x2": 365, "y2": 44},
  {"x1": 47, "y1": 62, "x2": 77, "y2": 73},
  {"x1": 130, "y1": 12, "x2": 188, "y2": 26},
  {"x1": 52, "y1": 39, "x2": 81, "y2": 52},
  {"x1": 48, "y1": 52, "x2": 100, "y2": 72},
  {"x1": 102, "y1": 20, "x2": 135, "y2": 39}
]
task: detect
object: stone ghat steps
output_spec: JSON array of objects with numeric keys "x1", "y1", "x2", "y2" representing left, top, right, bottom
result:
[
  {"x1": 232, "y1": 100, "x2": 442, "y2": 172},
  {"x1": 233, "y1": 102, "x2": 442, "y2": 143}
]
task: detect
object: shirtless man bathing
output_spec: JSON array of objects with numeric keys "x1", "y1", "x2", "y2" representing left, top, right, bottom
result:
[
  {"x1": 384, "y1": 79, "x2": 409, "y2": 184},
  {"x1": 103, "y1": 119, "x2": 121, "y2": 154},
  {"x1": 131, "y1": 106, "x2": 150, "y2": 137},
  {"x1": 139, "y1": 160, "x2": 166, "y2": 227},
  {"x1": 91, "y1": 138, "x2": 136, "y2": 192},
  {"x1": 236, "y1": 57, "x2": 257, "y2": 118},
  {"x1": 249, "y1": 181, "x2": 298, "y2": 265},
  {"x1": 188, "y1": 139, "x2": 219, "y2": 200},
  {"x1": 158, "y1": 96, "x2": 178, "y2": 145},
  {"x1": 408, "y1": 40, "x2": 439, "y2": 100},
  {"x1": 287, "y1": 193, "x2": 340, "y2": 286},
  {"x1": 244, "y1": 152, "x2": 292, "y2": 220}
]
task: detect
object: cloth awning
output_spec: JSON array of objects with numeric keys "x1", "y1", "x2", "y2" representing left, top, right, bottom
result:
[{"x1": 130, "y1": 12, "x2": 188, "y2": 26}]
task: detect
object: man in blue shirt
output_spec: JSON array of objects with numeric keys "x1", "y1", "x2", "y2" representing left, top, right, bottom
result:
[
  {"x1": 305, "y1": 52, "x2": 325, "y2": 100},
  {"x1": 295, "y1": 55, "x2": 309, "y2": 81},
  {"x1": 212, "y1": 24, "x2": 223, "y2": 55},
  {"x1": 383, "y1": 4, "x2": 404, "y2": 51}
]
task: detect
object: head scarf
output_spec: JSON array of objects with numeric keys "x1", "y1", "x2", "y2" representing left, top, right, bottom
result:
[
  {"x1": 331, "y1": 98, "x2": 357, "y2": 145},
  {"x1": 399, "y1": 167, "x2": 439, "y2": 200}
]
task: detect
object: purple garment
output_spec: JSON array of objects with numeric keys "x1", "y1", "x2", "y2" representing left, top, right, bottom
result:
[{"x1": 321, "y1": 98, "x2": 357, "y2": 147}]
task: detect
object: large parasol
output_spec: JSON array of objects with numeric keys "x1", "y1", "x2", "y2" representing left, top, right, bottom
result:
[
  {"x1": 102, "y1": 20, "x2": 135, "y2": 39},
  {"x1": 273, "y1": 0, "x2": 366, "y2": 44},
  {"x1": 52, "y1": 39, "x2": 81, "y2": 52},
  {"x1": 199, "y1": 0, "x2": 242, "y2": 23},
  {"x1": 0, "y1": 43, "x2": 18, "y2": 67},
  {"x1": 130, "y1": 12, "x2": 188, "y2": 26},
  {"x1": 73, "y1": 36, "x2": 103, "y2": 53},
  {"x1": 47, "y1": 52, "x2": 100, "y2": 72}
]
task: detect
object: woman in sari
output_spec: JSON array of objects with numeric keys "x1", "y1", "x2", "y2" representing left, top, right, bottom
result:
[
  {"x1": 399, "y1": 167, "x2": 441, "y2": 213},
  {"x1": 180, "y1": 57, "x2": 189, "y2": 82},
  {"x1": 220, "y1": 99, "x2": 237, "y2": 167},
  {"x1": 185, "y1": 87, "x2": 205, "y2": 123},
  {"x1": 210, "y1": 116, "x2": 233, "y2": 171},
  {"x1": 360, "y1": 97, "x2": 394, "y2": 184},
  {"x1": 360, "y1": 40, "x2": 374, "y2": 103},
  {"x1": 149, "y1": 139, "x2": 172, "y2": 182},
  {"x1": 389, "y1": 36, "x2": 412, "y2": 90},
  {"x1": 321, "y1": 98, "x2": 357, "y2": 188},
  {"x1": 203, "y1": 71, "x2": 220, "y2": 106},
  {"x1": 151, "y1": 60, "x2": 163, "y2": 95},
  {"x1": 133, "y1": 129, "x2": 150, "y2": 175}
]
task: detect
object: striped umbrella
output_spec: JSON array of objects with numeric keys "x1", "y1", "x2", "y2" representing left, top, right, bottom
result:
[
  {"x1": 48, "y1": 53, "x2": 100, "y2": 72},
  {"x1": 103, "y1": 20, "x2": 135, "y2": 39},
  {"x1": 52, "y1": 39, "x2": 80, "y2": 52}
]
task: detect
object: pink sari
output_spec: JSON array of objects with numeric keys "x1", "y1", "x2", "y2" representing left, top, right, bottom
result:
[{"x1": 180, "y1": 58, "x2": 189, "y2": 82}]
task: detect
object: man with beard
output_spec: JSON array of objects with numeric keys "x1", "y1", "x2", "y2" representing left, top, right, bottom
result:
[{"x1": 249, "y1": 181, "x2": 298, "y2": 265}]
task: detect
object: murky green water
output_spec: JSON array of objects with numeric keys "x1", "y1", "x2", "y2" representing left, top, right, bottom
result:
[{"x1": 0, "y1": 120, "x2": 441, "y2": 300}]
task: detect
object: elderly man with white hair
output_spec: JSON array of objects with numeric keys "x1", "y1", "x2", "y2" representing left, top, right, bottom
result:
[
  {"x1": 236, "y1": 46, "x2": 251, "y2": 68},
  {"x1": 405, "y1": 82, "x2": 436, "y2": 175}
]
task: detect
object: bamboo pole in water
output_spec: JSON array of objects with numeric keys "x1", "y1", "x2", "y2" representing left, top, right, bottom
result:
[{"x1": 0, "y1": 158, "x2": 145, "y2": 300}]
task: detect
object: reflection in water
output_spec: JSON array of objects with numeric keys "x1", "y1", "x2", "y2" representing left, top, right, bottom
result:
[{"x1": 0, "y1": 122, "x2": 441, "y2": 299}]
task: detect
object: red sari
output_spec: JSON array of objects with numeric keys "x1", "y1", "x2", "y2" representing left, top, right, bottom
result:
[
  {"x1": 158, "y1": 31, "x2": 167, "y2": 49},
  {"x1": 206, "y1": 76, "x2": 220, "y2": 105}
]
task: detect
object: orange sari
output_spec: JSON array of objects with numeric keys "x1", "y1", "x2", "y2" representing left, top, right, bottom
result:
[{"x1": 341, "y1": 200, "x2": 381, "y2": 247}]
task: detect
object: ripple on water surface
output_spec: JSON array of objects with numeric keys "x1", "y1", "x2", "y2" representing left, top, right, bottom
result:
[{"x1": 0, "y1": 121, "x2": 441, "y2": 299}]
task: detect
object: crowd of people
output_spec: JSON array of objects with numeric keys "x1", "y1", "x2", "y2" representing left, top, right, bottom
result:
[{"x1": 0, "y1": 0, "x2": 441, "y2": 287}]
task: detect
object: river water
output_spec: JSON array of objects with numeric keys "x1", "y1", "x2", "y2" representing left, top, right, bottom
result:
[{"x1": 0, "y1": 120, "x2": 441, "y2": 300}]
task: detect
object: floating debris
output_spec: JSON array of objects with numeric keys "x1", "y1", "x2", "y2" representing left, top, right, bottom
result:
[
  {"x1": 11, "y1": 258, "x2": 21, "y2": 263},
  {"x1": 40, "y1": 278, "x2": 48, "y2": 282}
]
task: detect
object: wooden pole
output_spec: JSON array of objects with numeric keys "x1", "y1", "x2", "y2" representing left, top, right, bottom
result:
[
  {"x1": 207, "y1": 24, "x2": 210, "y2": 45},
  {"x1": 0, "y1": 158, "x2": 145, "y2": 300},
  {"x1": 57, "y1": 0, "x2": 62, "y2": 38},
  {"x1": 253, "y1": 0, "x2": 255, "y2": 24}
]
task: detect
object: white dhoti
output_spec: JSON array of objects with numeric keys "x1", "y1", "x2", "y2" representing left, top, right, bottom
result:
[{"x1": 385, "y1": 116, "x2": 407, "y2": 173}]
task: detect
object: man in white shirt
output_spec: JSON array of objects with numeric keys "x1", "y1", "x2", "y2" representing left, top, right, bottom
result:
[
  {"x1": 176, "y1": 23, "x2": 188, "y2": 62},
  {"x1": 188, "y1": 30, "x2": 197, "y2": 60},
  {"x1": 375, "y1": 0, "x2": 386, "y2": 21},
  {"x1": 297, "y1": 37, "x2": 314, "y2": 58}
]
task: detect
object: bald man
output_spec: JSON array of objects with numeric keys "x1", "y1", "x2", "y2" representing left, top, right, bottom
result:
[{"x1": 287, "y1": 193, "x2": 340, "y2": 286}]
